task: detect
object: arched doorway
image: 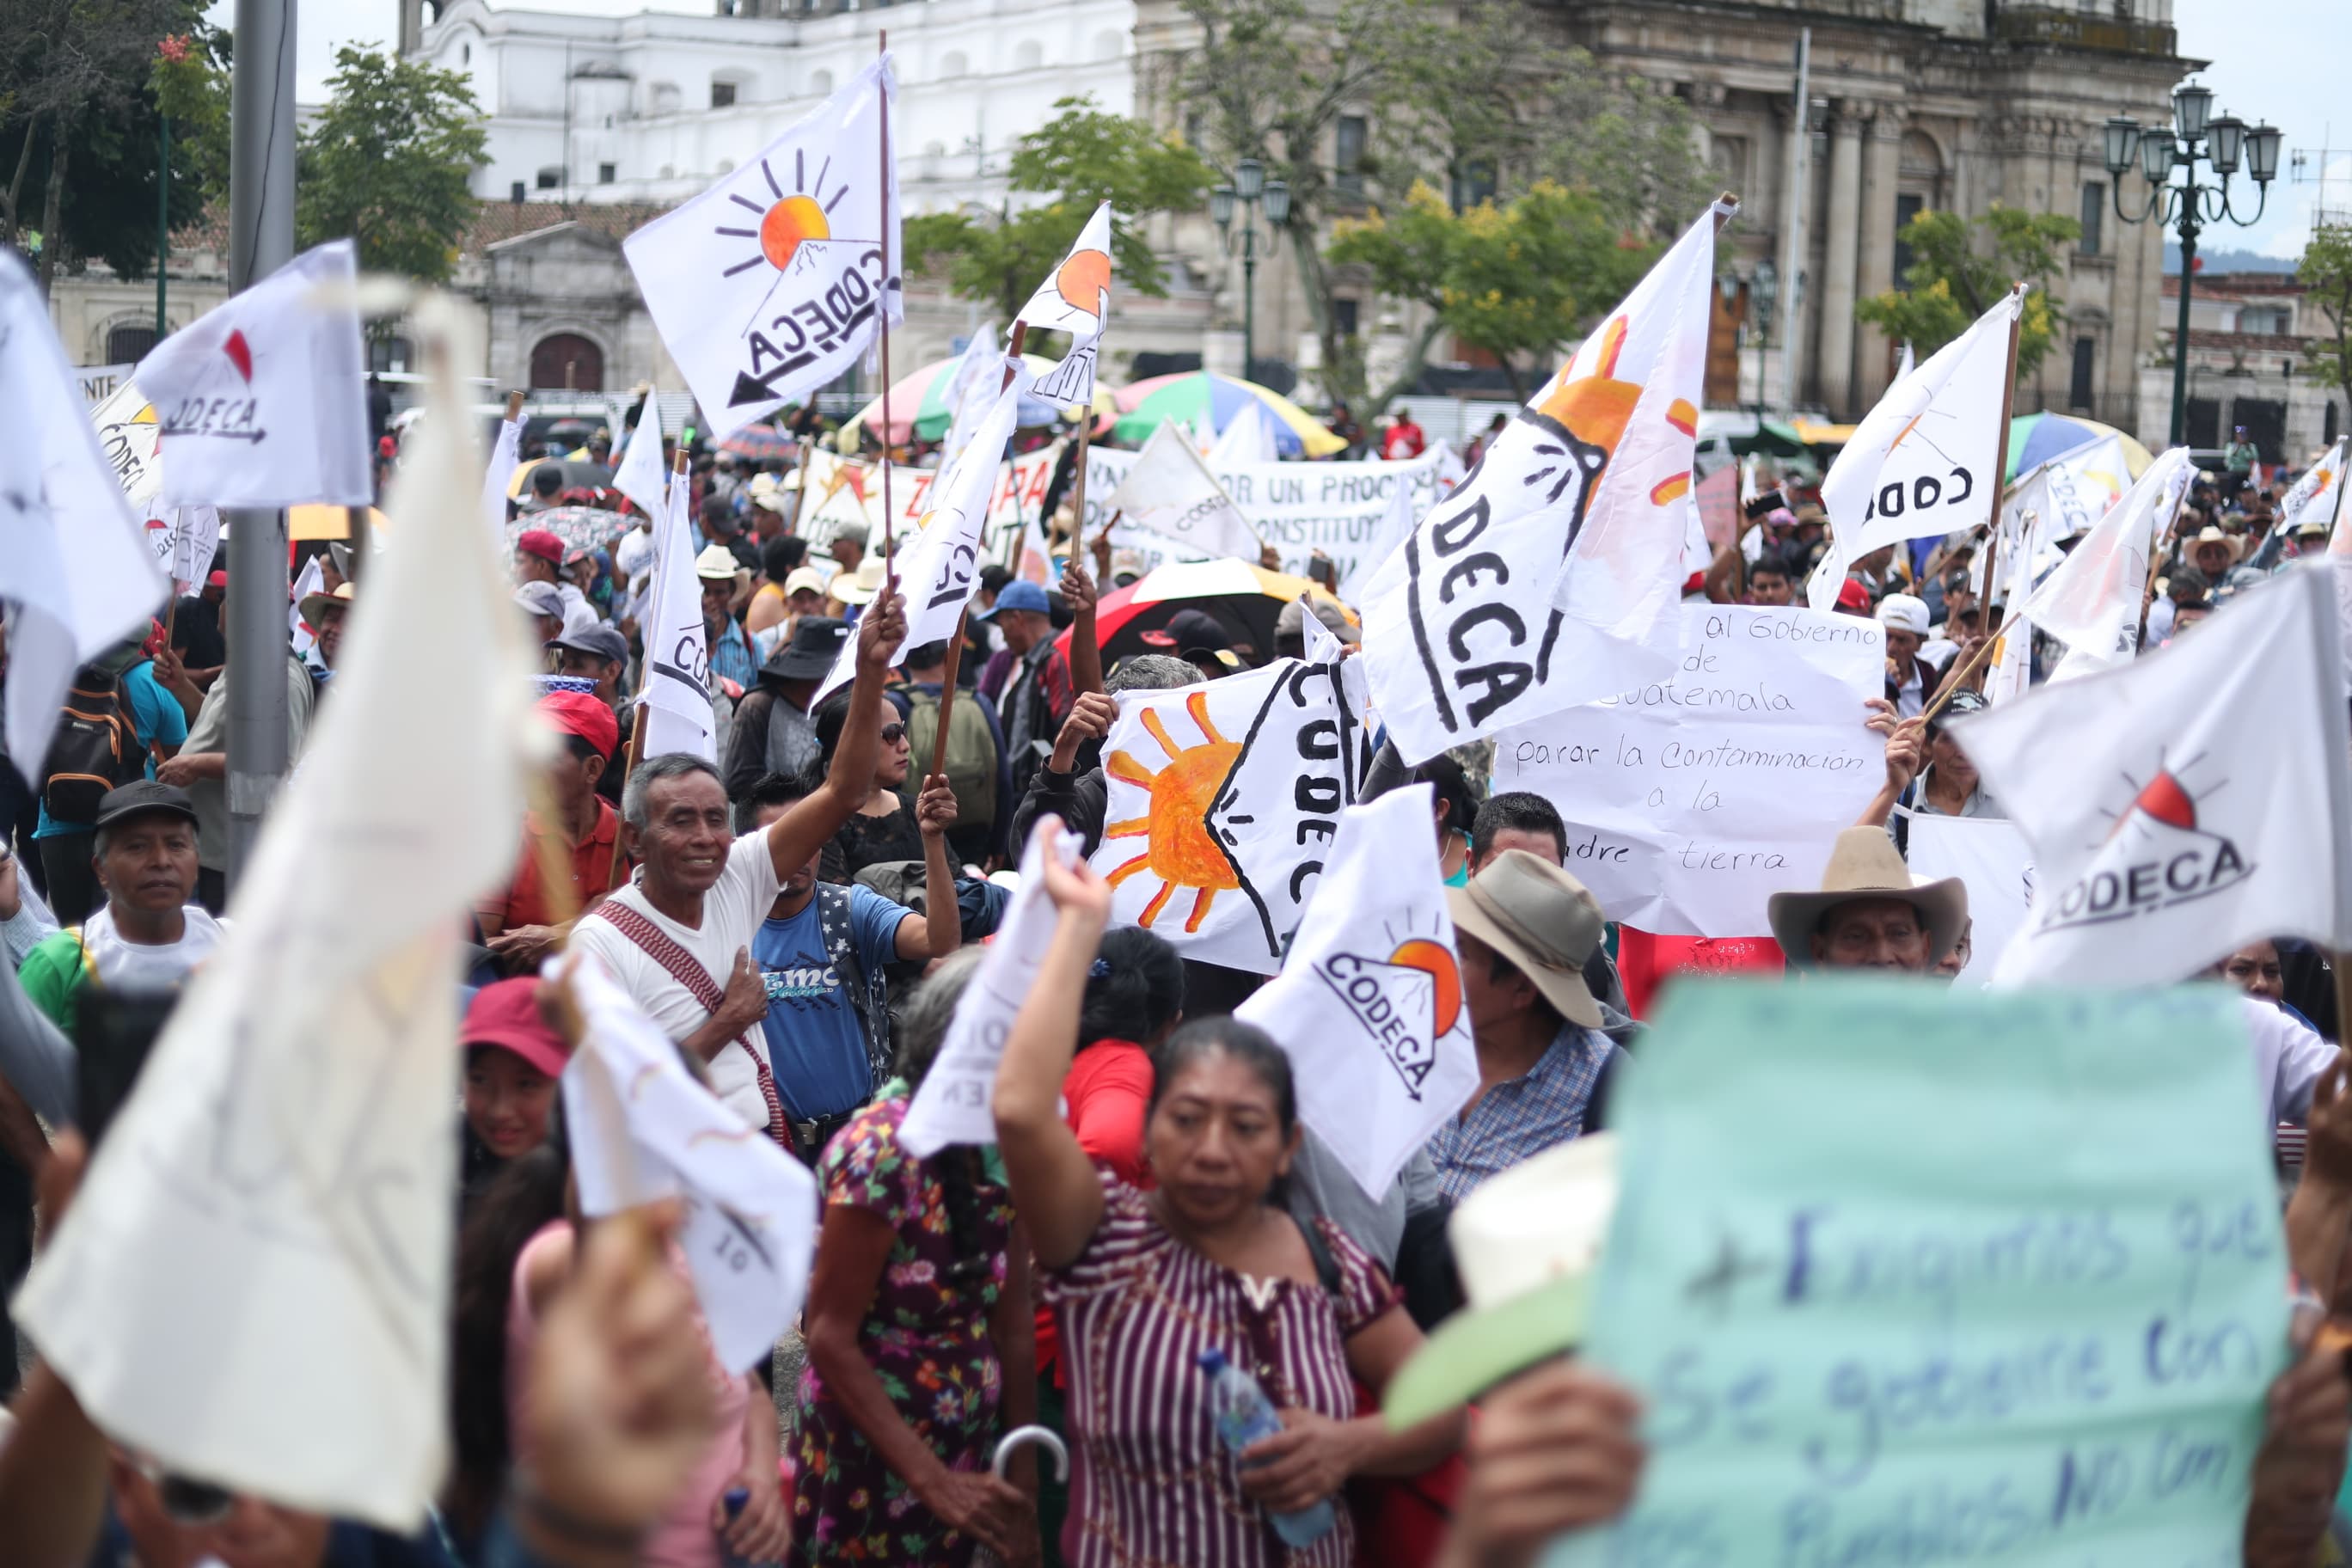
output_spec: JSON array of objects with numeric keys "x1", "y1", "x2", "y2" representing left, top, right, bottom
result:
[{"x1": 530, "y1": 333, "x2": 604, "y2": 391}]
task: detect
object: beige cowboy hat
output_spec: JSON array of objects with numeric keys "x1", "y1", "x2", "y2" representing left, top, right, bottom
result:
[
  {"x1": 829, "y1": 554, "x2": 890, "y2": 607},
  {"x1": 1767, "y1": 826, "x2": 1968, "y2": 969},
  {"x1": 2190, "y1": 525, "x2": 2242, "y2": 563},
  {"x1": 297, "y1": 579, "x2": 354, "y2": 628},
  {"x1": 1385, "y1": 1133, "x2": 1620, "y2": 1428},
  {"x1": 1443, "y1": 849, "x2": 1605, "y2": 1028}
]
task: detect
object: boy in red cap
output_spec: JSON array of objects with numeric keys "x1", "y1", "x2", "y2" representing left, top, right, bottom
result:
[
  {"x1": 513, "y1": 527, "x2": 592, "y2": 628},
  {"x1": 475, "y1": 691, "x2": 630, "y2": 974}
]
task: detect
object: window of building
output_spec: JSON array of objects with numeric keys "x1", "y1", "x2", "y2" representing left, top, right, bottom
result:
[
  {"x1": 509, "y1": 181, "x2": 526, "y2": 202},
  {"x1": 1014, "y1": 40, "x2": 1044, "y2": 70},
  {"x1": 2329, "y1": 401, "x2": 2341, "y2": 445},
  {"x1": 710, "y1": 79, "x2": 736, "y2": 108},
  {"x1": 369, "y1": 335, "x2": 414, "y2": 375},
  {"x1": 1449, "y1": 158, "x2": 1495, "y2": 211},
  {"x1": 461, "y1": 42, "x2": 470, "y2": 64},
  {"x1": 2238, "y1": 305, "x2": 2290, "y2": 335},
  {"x1": 2068, "y1": 337, "x2": 2095, "y2": 412},
  {"x1": 1336, "y1": 113, "x2": 1367, "y2": 199},
  {"x1": 808, "y1": 69, "x2": 833, "y2": 94},
  {"x1": 106, "y1": 325, "x2": 158, "y2": 363},
  {"x1": 530, "y1": 333, "x2": 604, "y2": 392},
  {"x1": 2185, "y1": 396, "x2": 2220, "y2": 449},
  {"x1": 535, "y1": 166, "x2": 560, "y2": 190},
  {"x1": 1892, "y1": 193, "x2": 1926, "y2": 283},
  {"x1": 597, "y1": 162, "x2": 616, "y2": 184},
  {"x1": 2079, "y1": 182, "x2": 2104, "y2": 257},
  {"x1": 1333, "y1": 298, "x2": 1360, "y2": 338},
  {"x1": 940, "y1": 51, "x2": 969, "y2": 77}
]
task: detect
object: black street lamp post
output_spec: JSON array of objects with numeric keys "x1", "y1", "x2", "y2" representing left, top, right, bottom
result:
[
  {"x1": 2104, "y1": 78, "x2": 2282, "y2": 447},
  {"x1": 1210, "y1": 157, "x2": 1290, "y2": 382}
]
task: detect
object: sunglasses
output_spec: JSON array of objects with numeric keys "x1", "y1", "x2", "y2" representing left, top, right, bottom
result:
[
  {"x1": 880, "y1": 723, "x2": 907, "y2": 744},
  {"x1": 134, "y1": 1455, "x2": 234, "y2": 1525}
]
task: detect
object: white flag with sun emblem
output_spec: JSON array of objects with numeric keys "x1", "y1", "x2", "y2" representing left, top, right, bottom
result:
[
  {"x1": 132, "y1": 238, "x2": 371, "y2": 507},
  {"x1": 1357, "y1": 199, "x2": 1733, "y2": 765},
  {"x1": 1093, "y1": 654, "x2": 1376, "y2": 973},
  {"x1": 1236, "y1": 786, "x2": 1479, "y2": 1199},
  {"x1": 1012, "y1": 201, "x2": 1112, "y2": 404},
  {"x1": 2020, "y1": 444, "x2": 2192, "y2": 666},
  {"x1": 1953, "y1": 565, "x2": 2352, "y2": 988},
  {"x1": 624, "y1": 58, "x2": 901, "y2": 440}
]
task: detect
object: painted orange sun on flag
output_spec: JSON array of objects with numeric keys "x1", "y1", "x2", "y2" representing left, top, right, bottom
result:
[
  {"x1": 1056, "y1": 248, "x2": 1111, "y2": 321},
  {"x1": 1525, "y1": 314, "x2": 1700, "y2": 507},
  {"x1": 1102, "y1": 691, "x2": 1241, "y2": 933},
  {"x1": 715, "y1": 150, "x2": 848, "y2": 278},
  {"x1": 1386, "y1": 937, "x2": 1463, "y2": 1038}
]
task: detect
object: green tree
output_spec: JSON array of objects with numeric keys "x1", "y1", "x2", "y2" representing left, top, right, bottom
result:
[
  {"x1": 1327, "y1": 181, "x2": 1656, "y2": 401},
  {"x1": 903, "y1": 97, "x2": 1213, "y2": 338},
  {"x1": 296, "y1": 47, "x2": 487, "y2": 284},
  {"x1": 2297, "y1": 224, "x2": 2352, "y2": 415},
  {"x1": 152, "y1": 25, "x2": 232, "y2": 215},
  {"x1": 1854, "y1": 205, "x2": 2079, "y2": 380}
]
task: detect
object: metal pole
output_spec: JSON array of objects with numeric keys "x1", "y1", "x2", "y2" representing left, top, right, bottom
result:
[
  {"x1": 1241, "y1": 227, "x2": 1256, "y2": 383},
  {"x1": 225, "y1": 0, "x2": 297, "y2": 887},
  {"x1": 155, "y1": 113, "x2": 168, "y2": 339},
  {"x1": 1778, "y1": 27, "x2": 1810, "y2": 414},
  {"x1": 2171, "y1": 205, "x2": 2198, "y2": 448}
]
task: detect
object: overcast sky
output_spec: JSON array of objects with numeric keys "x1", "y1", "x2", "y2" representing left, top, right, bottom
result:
[{"x1": 223, "y1": 0, "x2": 2339, "y2": 259}]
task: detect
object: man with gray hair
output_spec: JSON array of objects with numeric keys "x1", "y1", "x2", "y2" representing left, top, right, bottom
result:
[{"x1": 570, "y1": 590, "x2": 913, "y2": 1142}]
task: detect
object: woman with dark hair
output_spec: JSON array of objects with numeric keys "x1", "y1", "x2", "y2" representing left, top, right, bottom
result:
[
  {"x1": 1414, "y1": 753, "x2": 1480, "y2": 887},
  {"x1": 793, "y1": 949, "x2": 1041, "y2": 1566},
  {"x1": 992, "y1": 827, "x2": 1461, "y2": 1567},
  {"x1": 812, "y1": 685, "x2": 922, "y2": 882}
]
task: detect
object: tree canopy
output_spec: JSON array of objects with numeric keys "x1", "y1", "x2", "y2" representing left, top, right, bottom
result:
[
  {"x1": 2297, "y1": 224, "x2": 2352, "y2": 415},
  {"x1": 295, "y1": 47, "x2": 487, "y2": 285},
  {"x1": 1854, "y1": 205, "x2": 2078, "y2": 381}
]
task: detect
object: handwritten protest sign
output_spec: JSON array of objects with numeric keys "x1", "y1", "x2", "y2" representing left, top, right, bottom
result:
[
  {"x1": 1554, "y1": 981, "x2": 2286, "y2": 1568},
  {"x1": 1491, "y1": 605, "x2": 1884, "y2": 938}
]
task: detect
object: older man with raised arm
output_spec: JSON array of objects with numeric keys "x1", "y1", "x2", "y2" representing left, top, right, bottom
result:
[{"x1": 571, "y1": 590, "x2": 910, "y2": 1143}]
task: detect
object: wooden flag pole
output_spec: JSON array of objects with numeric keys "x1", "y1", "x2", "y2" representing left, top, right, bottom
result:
[
  {"x1": 1065, "y1": 404, "x2": 1095, "y2": 566},
  {"x1": 928, "y1": 608, "x2": 970, "y2": 786},
  {"x1": 877, "y1": 29, "x2": 897, "y2": 587}
]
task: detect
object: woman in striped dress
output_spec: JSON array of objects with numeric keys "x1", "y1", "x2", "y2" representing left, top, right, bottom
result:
[{"x1": 992, "y1": 833, "x2": 1464, "y2": 1567}]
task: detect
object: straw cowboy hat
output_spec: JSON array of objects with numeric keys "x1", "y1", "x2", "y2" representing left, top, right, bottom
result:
[
  {"x1": 1384, "y1": 1134, "x2": 1620, "y2": 1427},
  {"x1": 2190, "y1": 525, "x2": 2242, "y2": 564},
  {"x1": 1767, "y1": 826, "x2": 1968, "y2": 969},
  {"x1": 1443, "y1": 849, "x2": 1605, "y2": 1027}
]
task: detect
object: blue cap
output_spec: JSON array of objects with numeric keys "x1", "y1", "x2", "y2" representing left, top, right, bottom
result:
[{"x1": 977, "y1": 579, "x2": 1051, "y2": 621}]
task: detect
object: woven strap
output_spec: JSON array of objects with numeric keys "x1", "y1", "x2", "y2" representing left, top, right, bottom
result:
[{"x1": 585, "y1": 901, "x2": 787, "y2": 1147}]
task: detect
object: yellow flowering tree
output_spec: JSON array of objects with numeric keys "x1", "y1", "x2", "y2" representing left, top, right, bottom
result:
[{"x1": 1854, "y1": 205, "x2": 2078, "y2": 380}]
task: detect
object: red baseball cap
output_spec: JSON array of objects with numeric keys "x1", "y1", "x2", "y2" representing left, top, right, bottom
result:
[
  {"x1": 205, "y1": 569, "x2": 228, "y2": 589},
  {"x1": 537, "y1": 689, "x2": 618, "y2": 760},
  {"x1": 1835, "y1": 577, "x2": 1871, "y2": 612},
  {"x1": 516, "y1": 529, "x2": 565, "y2": 565},
  {"x1": 461, "y1": 978, "x2": 572, "y2": 1078}
]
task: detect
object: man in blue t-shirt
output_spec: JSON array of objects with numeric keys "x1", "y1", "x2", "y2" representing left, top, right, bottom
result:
[
  {"x1": 34, "y1": 637, "x2": 187, "y2": 925},
  {"x1": 739, "y1": 767, "x2": 962, "y2": 1161}
]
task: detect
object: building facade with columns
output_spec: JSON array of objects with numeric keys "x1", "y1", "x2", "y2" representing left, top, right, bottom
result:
[{"x1": 2135, "y1": 269, "x2": 2349, "y2": 467}]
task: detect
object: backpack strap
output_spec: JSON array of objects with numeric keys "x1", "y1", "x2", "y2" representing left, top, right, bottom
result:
[
  {"x1": 815, "y1": 882, "x2": 893, "y2": 1090},
  {"x1": 582, "y1": 901, "x2": 787, "y2": 1146}
]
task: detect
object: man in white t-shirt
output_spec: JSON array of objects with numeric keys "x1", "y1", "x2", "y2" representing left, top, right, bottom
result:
[{"x1": 571, "y1": 587, "x2": 911, "y2": 1140}]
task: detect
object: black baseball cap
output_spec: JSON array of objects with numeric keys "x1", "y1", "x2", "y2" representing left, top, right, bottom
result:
[
  {"x1": 548, "y1": 624, "x2": 630, "y2": 666},
  {"x1": 94, "y1": 780, "x2": 199, "y2": 833}
]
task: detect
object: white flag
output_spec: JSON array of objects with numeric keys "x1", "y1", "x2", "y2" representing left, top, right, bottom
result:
[
  {"x1": 134, "y1": 238, "x2": 371, "y2": 507},
  {"x1": 1338, "y1": 473, "x2": 1420, "y2": 608},
  {"x1": 1894, "y1": 340, "x2": 1915, "y2": 382},
  {"x1": 1902, "y1": 814, "x2": 2035, "y2": 989},
  {"x1": 90, "y1": 377, "x2": 163, "y2": 505},
  {"x1": 1954, "y1": 566, "x2": 2352, "y2": 988},
  {"x1": 1093, "y1": 656, "x2": 1372, "y2": 974},
  {"x1": 1209, "y1": 399, "x2": 1281, "y2": 469},
  {"x1": 901, "y1": 819, "x2": 1085, "y2": 1158},
  {"x1": 1013, "y1": 201, "x2": 1112, "y2": 404},
  {"x1": 15, "y1": 297, "x2": 538, "y2": 1528},
  {"x1": 639, "y1": 466, "x2": 715, "y2": 761},
  {"x1": 623, "y1": 58, "x2": 901, "y2": 439},
  {"x1": 290, "y1": 553, "x2": 325, "y2": 658},
  {"x1": 812, "y1": 372, "x2": 1028, "y2": 704},
  {"x1": 611, "y1": 394, "x2": 668, "y2": 521},
  {"x1": 1105, "y1": 420, "x2": 1262, "y2": 562},
  {"x1": 1359, "y1": 199, "x2": 1731, "y2": 763},
  {"x1": 1810, "y1": 288, "x2": 2021, "y2": 610},
  {"x1": 937, "y1": 322, "x2": 1003, "y2": 470},
  {"x1": 1235, "y1": 786, "x2": 1479, "y2": 1198},
  {"x1": 481, "y1": 417, "x2": 521, "y2": 536},
  {"x1": 2019, "y1": 445, "x2": 2191, "y2": 660},
  {"x1": 146, "y1": 505, "x2": 222, "y2": 595},
  {"x1": 0, "y1": 254, "x2": 172, "y2": 774},
  {"x1": 2005, "y1": 433, "x2": 2132, "y2": 548},
  {"x1": 2279, "y1": 437, "x2": 2348, "y2": 543},
  {"x1": 561, "y1": 952, "x2": 818, "y2": 1372}
]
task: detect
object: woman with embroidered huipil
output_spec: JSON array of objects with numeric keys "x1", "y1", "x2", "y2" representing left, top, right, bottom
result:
[{"x1": 990, "y1": 819, "x2": 1463, "y2": 1567}]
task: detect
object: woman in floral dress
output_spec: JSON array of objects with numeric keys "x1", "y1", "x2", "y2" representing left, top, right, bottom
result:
[{"x1": 793, "y1": 948, "x2": 1043, "y2": 1566}]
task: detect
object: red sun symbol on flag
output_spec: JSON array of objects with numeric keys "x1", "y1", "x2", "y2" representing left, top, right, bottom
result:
[
  {"x1": 222, "y1": 329, "x2": 254, "y2": 383},
  {"x1": 2127, "y1": 770, "x2": 2197, "y2": 831}
]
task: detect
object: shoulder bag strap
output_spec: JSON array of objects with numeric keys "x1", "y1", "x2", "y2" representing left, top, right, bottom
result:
[{"x1": 583, "y1": 903, "x2": 788, "y2": 1145}]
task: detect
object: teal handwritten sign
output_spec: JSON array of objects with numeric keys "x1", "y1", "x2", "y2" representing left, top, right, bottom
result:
[{"x1": 1553, "y1": 981, "x2": 2287, "y2": 1568}]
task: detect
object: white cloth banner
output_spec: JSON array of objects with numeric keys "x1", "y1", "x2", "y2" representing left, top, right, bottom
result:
[
  {"x1": 1014, "y1": 201, "x2": 1112, "y2": 404},
  {"x1": 147, "y1": 505, "x2": 222, "y2": 594},
  {"x1": 900, "y1": 820, "x2": 1084, "y2": 1157},
  {"x1": 612, "y1": 393, "x2": 668, "y2": 521},
  {"x1": 1957, "y1": 565, "x2": 2352, "y2": 987},
  {"x1": 2020, "y1": 445, "x2": 2191, "y2": 658},
  {"x1": 2005, "y1": 434, "x2": 2132, "y2": 548},
  {"x1": 1902, "y1": 813, "x2": 2034, "y2": 989},
  {"x1": 625, "y1": 58, "x2": 900, "y2": 439},
  {"x1": 813, "y1": 371, "x2": 1028, "y2": 702},
  {"x1": 2282, "y1": 436, "x2": 2347, "y2": 541},
  {"x1": 290, "y1": 554, "x2": 325, "y2": 658},
  {"x1": 1338, "y1": 473, "x2": 1421, "y2": 607},
  {"x1": 1235, "y1": 786, "x2": 1479, "y2": 1198},
  {"x1": 0, "y1": 253, "x2": 172, "y2": 775},
  {"x1": 1093, "y1": 656, "x2": 1375, "y2": 973},
  {"x1": 1489, "y1": 605, "x2": 1885, "y2": 938},
  {"x1": 1102, "y1": 421, "x2": 1262, "y2": 563},
  {"x1": 16, "y1": 301, "x2": 537, "y2": 1529},
  {"x1": 135, "y1": 238, "x2": 371, "y2": 507},
  {"x1": 74, "y1": 360, "x2": 135, "y2": 407},
  {"x1": 1360, "y1": 200, "x2": 1730, "y2": 763},
  {"x1": 561, "y1": 952, "x2": 818, "y2": 1372},
  {"x1": 482, "y1": 418, "x2": 523, "y2": 534},
  {"x1": 639, "y1": 467, "x2": 716, "y2": 762},
  {"x1": 1810, "y1": 289, "x2": 2019, "y2": 611},
  {"x1": 91, "y1": 378, "x2": 163, "y2": 505}
]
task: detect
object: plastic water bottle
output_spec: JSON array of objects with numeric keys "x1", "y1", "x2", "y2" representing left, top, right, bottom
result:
[
  {"x1": 718, "y1": 1486, "x2": 775, "y2": 1568},
  {"x1": 1197, "y1": 1347, "x2": 1337, "y2": 1547}
]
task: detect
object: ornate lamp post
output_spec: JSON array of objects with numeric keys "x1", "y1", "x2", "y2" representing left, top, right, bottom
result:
[
  {"x1": 2104, "y1": 78, "x2": 2282, "y2": 445},
  {"x1": 1210, "y1": 157, "x2": 1290, "y2": 381}
]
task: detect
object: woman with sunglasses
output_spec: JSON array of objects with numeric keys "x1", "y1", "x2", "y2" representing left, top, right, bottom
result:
[{"x1": 812, "y1": 688, "x2": 926, "y2": 882}]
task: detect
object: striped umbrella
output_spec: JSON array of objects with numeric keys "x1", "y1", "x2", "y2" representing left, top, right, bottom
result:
[
  {"x1": 720, "y1": 424, "x2": 799, "y2": 462},
  {"x1": 2006, "y1": 413, "x2": 2154, "y2": 482},
  {"x1": 838, "y1": 352, "x2": 1112, "y2": 446},
  {"x1": 1111, "y1": 372, "x2": 1344, "y2": 459},
  {"x1": 1054, "y1": 558, "x2": 1356, "y2": 664}
]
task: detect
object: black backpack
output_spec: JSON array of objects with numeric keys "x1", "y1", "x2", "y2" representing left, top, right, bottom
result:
[{"x1": 43, "y1": 666, "x2": 144, "y2": 822}]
